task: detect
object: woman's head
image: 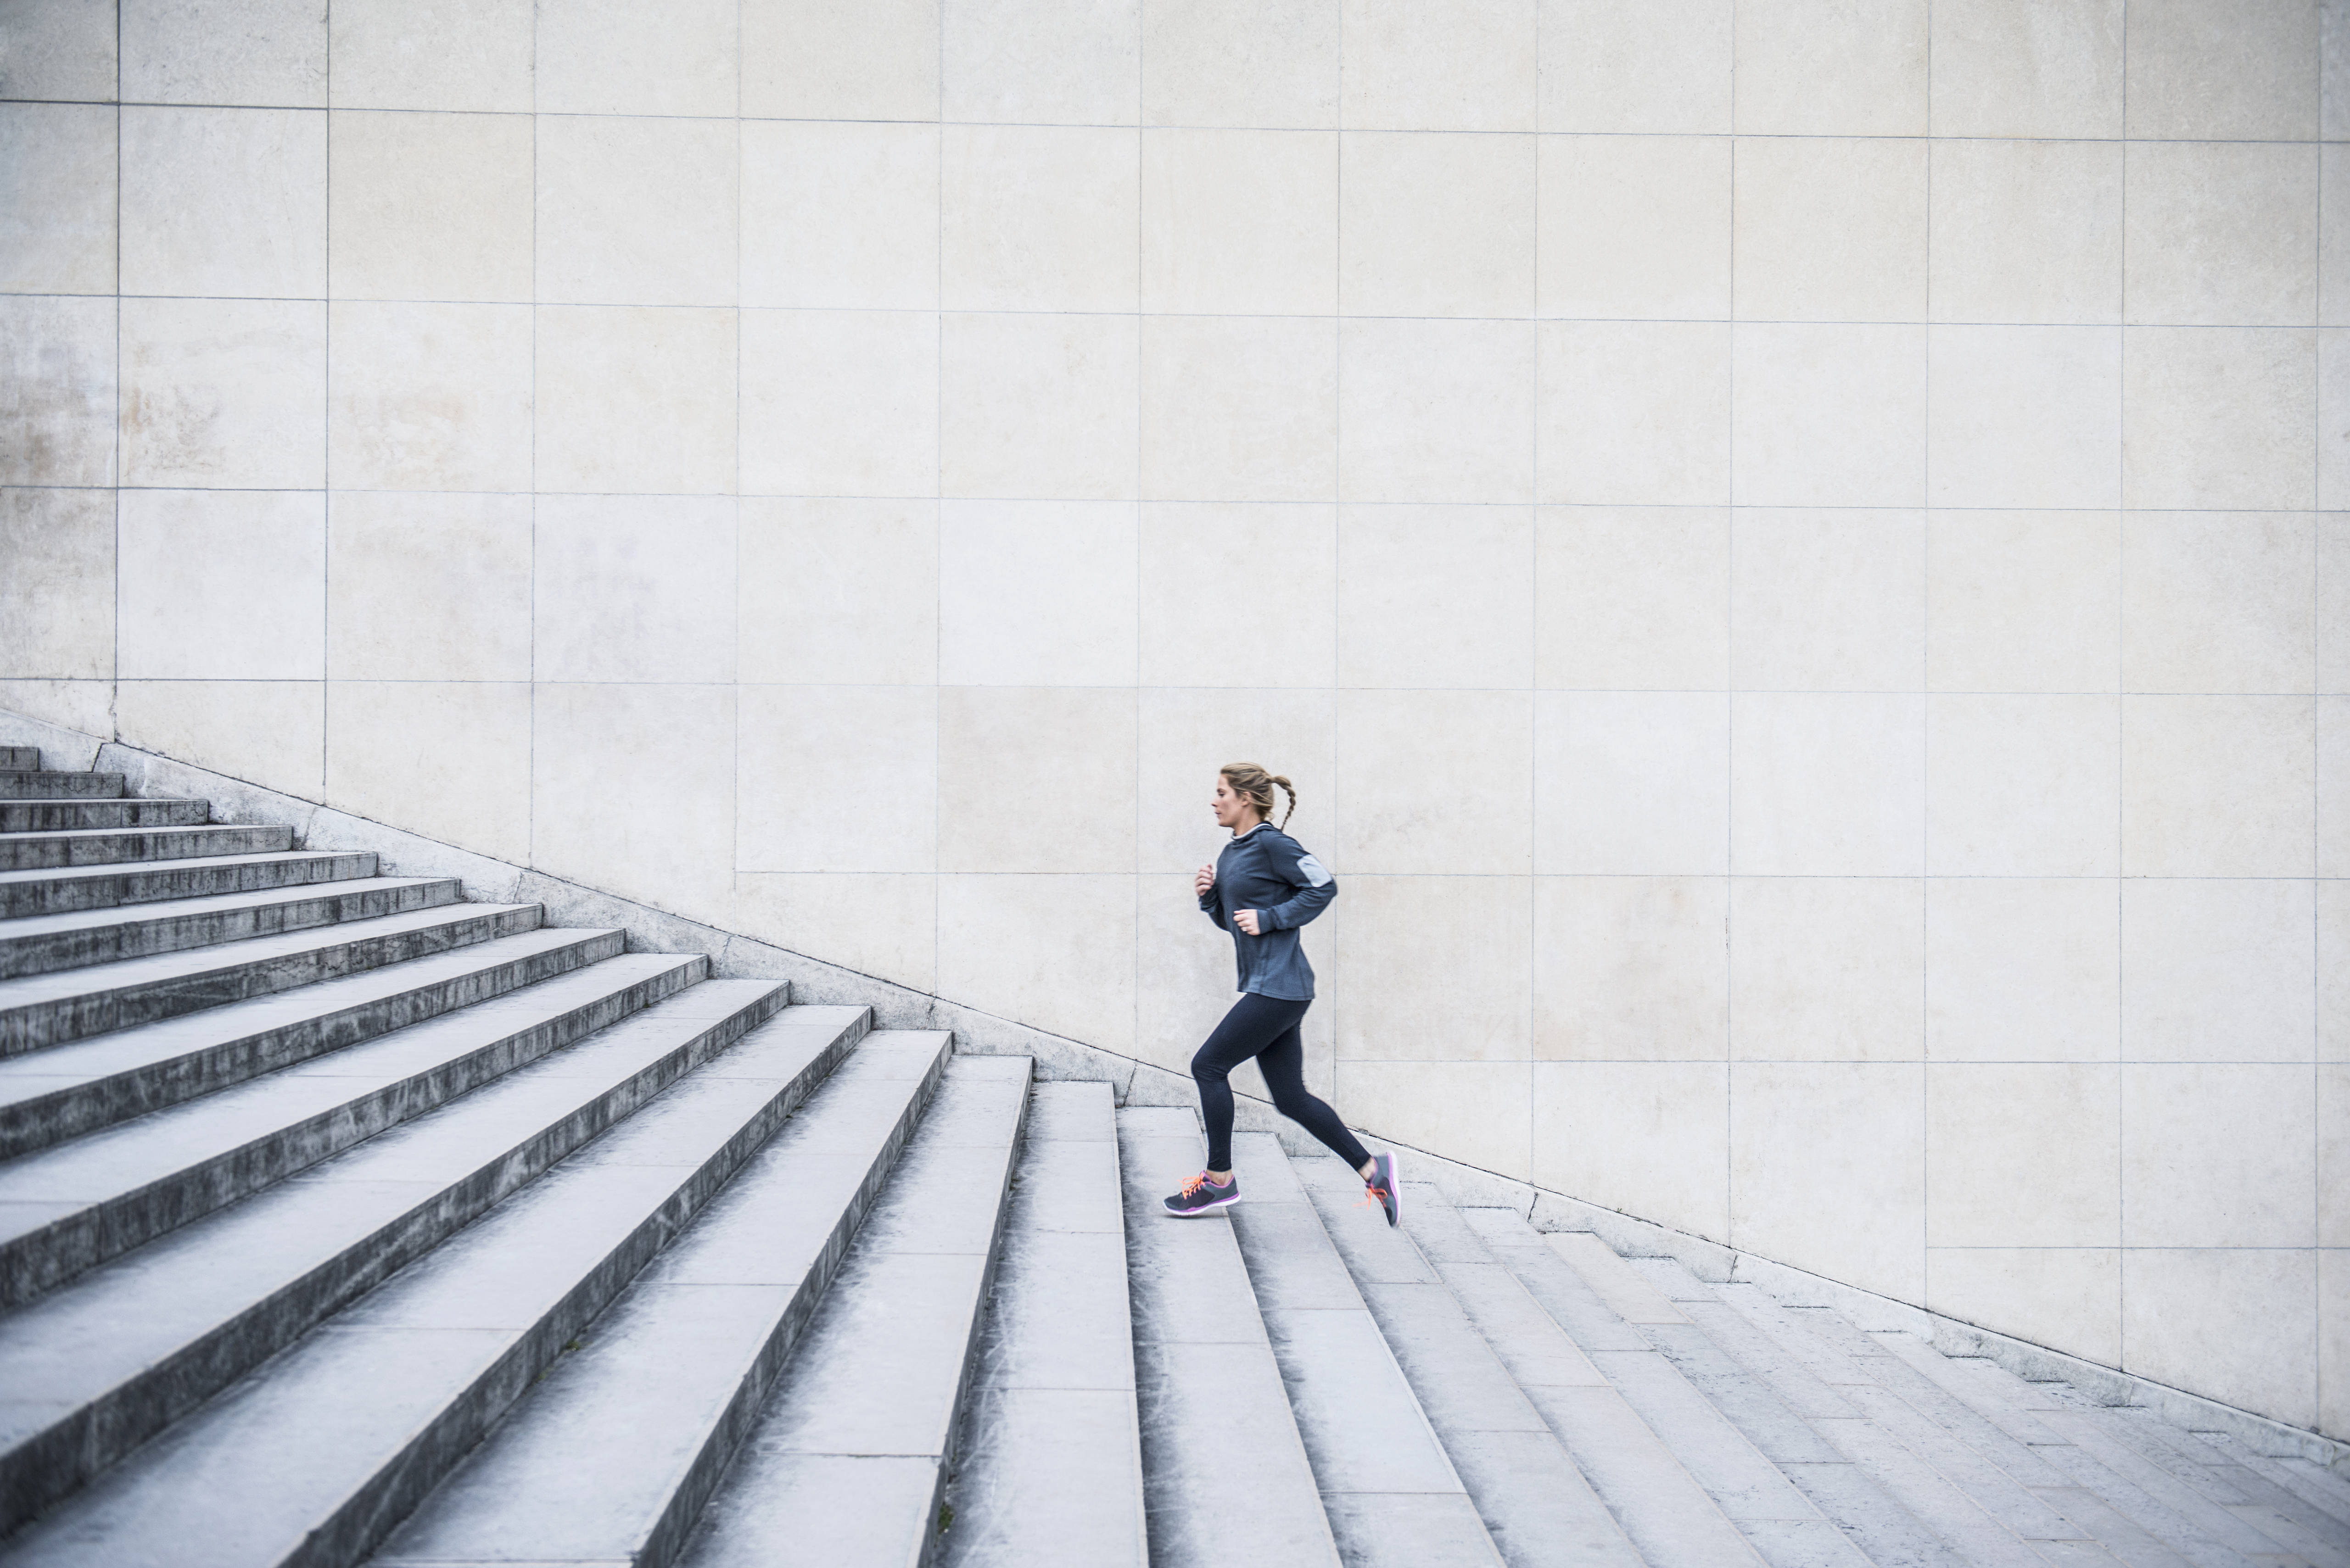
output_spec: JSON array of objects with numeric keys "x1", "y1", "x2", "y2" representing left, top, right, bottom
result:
[{"x1": 1213, "y1": 763, "x2": 1296, "y2": 831}]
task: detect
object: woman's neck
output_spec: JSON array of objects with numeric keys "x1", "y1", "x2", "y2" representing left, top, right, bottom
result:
[{"x1": 1231, "y1": 815, "x2": 1266, "y2": 838}]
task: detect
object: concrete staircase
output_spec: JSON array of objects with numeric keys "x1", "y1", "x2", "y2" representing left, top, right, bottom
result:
[{"x1": 0, "y1": 749, "x2": 2342, "y2": 1568}]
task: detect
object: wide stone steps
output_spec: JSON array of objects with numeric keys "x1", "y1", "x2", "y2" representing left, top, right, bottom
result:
[
  {"x1": 0, "y1": 876, "x2": 463, "y2": 980},
  {"x1": 0, "y1": 770, "x2": 125, "y2": 801},
  {"x1": 0, "y1": 849, "x2": 384, "y2": 919},
  {"x1": 0, "y1": 824, "x2": 294, "y2": 871},
  {"x1": 0, "y1": 799, "x2": 208, "y2": 833}
]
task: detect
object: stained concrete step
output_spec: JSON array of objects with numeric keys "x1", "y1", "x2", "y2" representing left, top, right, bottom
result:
[
  {"x1": 2184, "y1": 1433, "x2": 2350, "y2": 1551},
  {"x1": 0, "y1": 849, "x2": 380, "y2": 919},
  {"x1": 374, "y1": 1030, "x2": 953, "y2": 1568},
  {"x1": 0, "y1": 950, "x2": 705, "y2": 1307},
  {"x1": 0, "y1": 770, "x2": 123, "y2": 800},
  {"x1": 0, "y1": 799, "x2": 207, "y2": 833},
  {"x1": 0, "y1": 982, "x2": 817, "y2": 1540},
  {"x1": 0, "y1": 822, "x2": 288, "y2": 871},
  {"x1": 0, "y1": 900, "x2": 544, "y2": 1055},
  {"x1": 0, "y1": 750, "x2": 37, "y2": 772},
  {"x1": 0, "y1": 925, "x2": 627, "y2": 1159},
  {"x1": 0, "y1": 876, "x2": 461, "y2": 981},
  {"x1": 0, "y1": 994, "x2": 855, "y2": 1568},
  {"x1": 942, "y1": 1080, "x2": 1147, "y2": 1568},
  {"x1": 1294, "y1": 1166, "x2": 1641, "y2": 1568},
  {"x1": 1115, "y1": 1107, "x2": 1341, "y2": 1568}
]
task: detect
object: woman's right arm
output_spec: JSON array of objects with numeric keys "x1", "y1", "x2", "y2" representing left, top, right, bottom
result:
[{"x1": 1196, "y1": 863, "x2": 1227, "y2": 929}]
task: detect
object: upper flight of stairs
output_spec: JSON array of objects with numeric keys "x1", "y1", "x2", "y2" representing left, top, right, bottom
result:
[{"x1": 0, "y1": 747, "x2": 2341, "y2": 1568}]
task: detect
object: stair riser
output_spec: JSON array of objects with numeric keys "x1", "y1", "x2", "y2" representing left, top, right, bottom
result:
[
  {"x1": 0, "y1": 748, "x2": 38, "y2": 770},
  {"x1": 0, "y1": 907, "x2": 546, "y2": 1057},
  {"x1": 0, "y1": 852, "x2": 380, "y2": 919},
  {"x1": 0, "y1": 932, "x2": 633, "y2": 1160},
  {"x1": 0, "y1": 954, "x2": 708, "y2": 1306},
  {"x1": 0, "y1": 800, "x2": 208, "y2": 832},
  {"x1": 0, "y1": 772, "x2": 124, "y2": 800},
  {"x1": 0, "y1": 881, "x2": 464, "y2": 982},
  {"x1": 0, "y1": 825, "x2": 293, "y2": 872},
  {"x1": 0, "y1": 985, "x2": 811, "y2": 1537}
]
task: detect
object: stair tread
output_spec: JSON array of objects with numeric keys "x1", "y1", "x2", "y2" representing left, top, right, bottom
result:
[
  {"x1": 0, "y1": 825, "x2": 290, "y2": 869},
  {"x1": 0, "y1": 876, "x2": 464, "y2": 983},
  {"x1": 0, "y1": 849, "x2": 365, "y2": 893},
  {"x1": 0, "y1": 876, "x2": 449, "y2": 945}
]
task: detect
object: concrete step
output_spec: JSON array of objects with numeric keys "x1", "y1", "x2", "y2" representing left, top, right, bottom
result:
[
  {"x1": 2185, "y1": 1433, "x2": 2350, "y2": 1553},
  {"x1": 0, "y1": 925, "x2": 626, "y2": 1159},
  {"x1": 662, "y1": 1053, "x2": 1030, "y2": 1568},
  {"x1": 0, "y1": 900, "x2": 545, "y2": 1055},
  {"x1": 0, "y1": 982, "x2": 818, "y2": 1540},
  {"x1": 375, "y1": 1031, "x2": 954, "y2": 1568},
  {"x1": 1295, "y1": 1166, "x2": 1640, "y2": 1568},
  {"x1": 0, "y1": 750, "x2": 37, "y2": 771},
  {"x1": 0, "y1": 822, "x2": 289, "y2": 871},
  {"x1": 0, "y1": 849, "x2": 380, "y2": 919},
  {"x1": 1116, "y1": 1107, "x2": 1341, "y2": 1568},
  {"x1": 0, "y1": 770, "x2": 123, "y2": 800},
  {"x1": 942, "y1": 1080, "x2": 1147, "y2": 1568},
  {"x1": 0, "y1": 876, "x2": 461, "y2": 981},
  {"x1": 0, "y1": 949, "x2": 705, "y2": 1307},
  {"x1": 0, "y1": 799, "x2": 207, "y2": 833}
]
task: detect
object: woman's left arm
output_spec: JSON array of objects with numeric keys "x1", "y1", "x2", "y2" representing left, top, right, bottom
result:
[{"x1": 1255, "y1": 840, "x2": 1337, "y2": 931}]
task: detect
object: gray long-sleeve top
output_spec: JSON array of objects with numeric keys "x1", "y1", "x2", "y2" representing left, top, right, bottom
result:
[{"x1": 1198, "y1": 821, "x2": 1338, "y2": 1001}]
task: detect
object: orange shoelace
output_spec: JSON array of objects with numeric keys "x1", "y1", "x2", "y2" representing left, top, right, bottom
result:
[
  {"x1": 1360, "y1": 1183, "x2": 1390, "y2": 1210},
  {"x1": 1180, "y1": 1172, "x2": 1216, "y2": 1198}
]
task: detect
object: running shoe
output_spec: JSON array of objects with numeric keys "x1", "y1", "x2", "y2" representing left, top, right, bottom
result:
[
  {"x1": 1163, "y1": 1170, "x2": 1240, "y2": 1216},
  {"x1": 1364, "y1": 1152, "x2": 1402, "y2": 1228}
]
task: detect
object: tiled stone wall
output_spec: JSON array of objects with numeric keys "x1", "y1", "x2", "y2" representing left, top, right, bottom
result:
[{"x1": 0, "y1": 0, "x2": 2344, "y2": 1437}]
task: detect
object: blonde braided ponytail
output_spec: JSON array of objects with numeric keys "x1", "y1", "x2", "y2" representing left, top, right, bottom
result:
[{"x1": 1220, "y1": 763, "x2": 1297, "y2": 829}]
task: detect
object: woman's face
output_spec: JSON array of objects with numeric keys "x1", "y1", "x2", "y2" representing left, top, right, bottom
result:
[{"x1": 1211, "y1": 775, "x2": 1256, "y2": 831}]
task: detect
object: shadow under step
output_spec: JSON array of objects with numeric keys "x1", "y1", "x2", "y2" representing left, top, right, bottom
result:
[
  {"x1": 0, "y1": 824, "x2": 290, "y2": 872},
  {"x1": 0, "y1": 851, "x2": 381, "y2": 919},
  {"x1": 0, "y1": 772, "x2": 123, "y2": 802},
  {"x1": 0, "y1": 800, "x2": 207, "y2": 834},
  {"x1": 0, "y1": 876, "x2": 462, "y2": 981}
]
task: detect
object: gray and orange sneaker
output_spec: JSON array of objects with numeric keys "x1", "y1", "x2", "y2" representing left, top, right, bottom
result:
[
  {"x1": 1163, "y1": 1170, "x2": 1239, "y2": 1216},
  {"x1": 1364, "y1": 1152, "x2": 1401, "y2": 1227}
]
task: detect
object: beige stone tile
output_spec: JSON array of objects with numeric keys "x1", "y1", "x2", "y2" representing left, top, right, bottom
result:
[
  {"x1": 0, "y1": 679, "x2": 115, "y2": 736},
  {"x1": 327, "y1": 492, "x2": 532, "y2": 683},
  {"x1": 330, "y1": 0, "x2": 532, "y2": 111},
  {"x1": 2123, "y1": 328, "x2": 2316, "y2": 511},
  {"x1": 535, "y1": 117, "x2": 736, "y2": 308},
  {"x1": 940, "y1": 313, "x2": 1138, "y2": 501},
  {"x1": 2326, "y1": 148, "x2": 2350, "y2": 328},
  {"x1": 327, "y1": 110, "x2": 533, "y2": 303},
  {"x1": 1729, "y1": 693, "x2": 1925, "y2": 876},
  {"x1": 1927, "y1": 326, "x2": 2121, "y2": 510},
  {"x1": 737, "y1": 685, "x2": 935, "y2": 874},
  {"x1": 2123, "y1": 1249, "x2": 2316, "y2": 1429},
  {"x1": 1730, "y1": 324, "x2": 1925, "y2": 509},
  {"x1": 1140, "y1": 0, "x2": 1338, "y2": 129},
  {"x1": 1141, "y1": 128, "x2": 1338, "y2": 316},
  {"x1": 324, "y1": 680, "x2": 530, "y2": 862},
  {"x1": 1730, "y1": 508, "x2": 1925, "y2": 692},
  {"x1": 2122, "y1": 879, "x2": 2316, "y2": 1065},
  {"x1": 1926, "y1": 1249, "x2": 2120, "y2": 1367},
  {"x1": 1926, "y1": 1063, "x2": 2119, "y2": 1247},
  {"x1": 1537, "y1": 0, "x2": 1729, "y2": 134},
  {"x1": 1929, "y1": 140, "x2": 2123, "y2": 325},
  {"x1": 2321, "y1": 1250, "x2": 2350, "y2": 1439},
  {"x1": 1927, "y1": 695, "x2": 2120, "y2": 877},
  {"x1": 739, "y1": 309, "x2": 937, "y2": 497},
  {"x1": 1337, "y1": 1059, "x2": 1532, "y2": 1181},
  {"x1": 936, "y1": 872, "x2": 1136, "y2": 1053},
  {"x1": 1537, "y1": 322, "x2": 1729, "y2": 507},
  {"x1": 123, "y1": 106, "x2": 324, "y2": 297},
  {"x1": 533, "y1": 496, "x2": 737, "y2": 684},
  {"x1": 1338, "y1": 318, "x2": 1535, "y2": 505},
  {"x1": 1927, "y1": 510, "x2": 2120, "y2": 694},
  {"x1": 2321, "y1": 1065, "x2": 2350, "y2": 1249},
  {"x1": 1136, "y1": 688, "x2": 1337, "y2": 873},
  {"x1": 1534, "y1": 1060, "x2": 1728, "y2": 1239},
  {"x1": 2123, "y1": 513, "x2": 2317, "y2": 695},
  {"x1": 2326, "y1": 882, "x2": 2350, "y2": 1063},
  {"x1": 1137, "y1": 503, "x2": 1337, "y2": 688},
  {"x1": 2121, "y1": 696, "x2": 2316, "y2": 877},
  {"x1": 0, "y1": 104, "x2": 116, "y2": 295},
  {"x1": 1339, "y1": 0, "x2": 1535, "y2": 131},
  {"x1": 1141, "y1": 315, "x2": 1337, "y2": 503},
  {"x1": 2322, "y1": 515, "x2": 2348, "y2": 694},
  {"x1": 742, "y1": 0, "x2": 938, "y2": 120},
  {"x1": 2124, "y1": 1065, "x2": 2314, "y2": 1249},
  {"x1": 2123, "y1": 0, "x2": 2319, "y2": 140},
  {"x1": 0, "y1": 489, "x2": 113, "y2": 682},
  {"x1": 535, "y1": 0, "x2": 736, "y2": 117},
  {"x1": 1535, "y1": 692, "x2": 1728, "y2": 876},
  {"x1": 2, "y1": 296, "x2": 114, "y2": 487},
  {"x1": 1732, "y1": 0, "x2": 1926, "y2": 136},
  {"x1": 2326, "y1": 698, "x2": 2350, "y2": 879},
  {"x1": 736, "y1": 874, "x2": 937, "y2": 994},
  {"x1": 119, "y1": 297, "x2": 323, "y2": 489},
  {"x1": 123, "y1": 0, "x2": 325, "y2": 106},
  {"x1": 1535, "y1": 507, "x2": 1729, "y2": 691},
  {"x1": 942, "y1": 125, "x2": 1139, "y2": 313},
  {"x1": 740, "y1": 122, "x2": 938, "y2": 312},
  {"x1": 943, "y1": 0, "x2": 1137, "y2": 124},
  {"x1": 530, "y1": 682, "x2": 735, "y2": 916},
  {"x1": 1534, "y1": 876, "x2": 1728, "y2": 1062},
  {"x1": 737, "y1": 498, "x2": 938, "y2": 686},
  {"x1": 116, "y1": 680, "x2": 325, "y2": 798},
  {"x1": 1730, "y1": 1061, "x2": 1925, "y2": 1300},
  {"x1": 2126, "y1": 144, "x2": 2318, "y2": 329},
  {"x1": 0, "y1": 0, "x2": 117, "y2": 100},
  {"x1": 1927, "y1": 878, "x2": 2119, "y2": 1064},
  {"x1": 2327, "y1": 332, "x2": 2350, "y2": 512},
  {"x1": 1536, "y1": 135, "x2": 1730, "y2": 320},
  {"x1": 938, "y1": 687, "x2": 1136, "y2": 873},
  {"x1": 534, "y1": 306, "x2": 736, "y2": 495},
  {"x1": 1334, "y1": 691, "x2": 1533, "y2": 874},
  {"x1": 1729, "y1": 877, "x2": 1923, "y2": 1062},
  {"x1": 326, "y1": 301, "x2": 532, "y2": 492},
  {"x1": 1334, "y1": 887, "x2": 1522, "y2": 1060},
  {"x1": 1337, "y1": 505, "x2": 1532, "y2": 689},
  {"x1": 938, "y1": 500, "x2": 1136, "y2": 687},
  {"x1": 1338, "y1": 131, "x2": 1534, "y2": 316},
  {"x1": 1733, "y1": 138, "x2": 1925, "y2": 323},
  {"x1": 1135, "y1": 870, "x2": 1338, "y2": 1094},
  {"x1": 1927, "y1": 0, "x2": 2122, "y2": 138}
]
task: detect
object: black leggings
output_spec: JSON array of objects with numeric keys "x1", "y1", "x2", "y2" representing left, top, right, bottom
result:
[{"x1": 1191, "y1": 993, "x2": 1371, "y2": 1174}]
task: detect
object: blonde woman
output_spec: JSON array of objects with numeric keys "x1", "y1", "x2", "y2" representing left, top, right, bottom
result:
[{"x1": 1163, "y1": 764, "x2": 1400, "y2": 1226}]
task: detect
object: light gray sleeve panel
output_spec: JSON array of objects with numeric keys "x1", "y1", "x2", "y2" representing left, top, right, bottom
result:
[{"x1": 1295, "y1": 854, "x2": 1332, "y2": 888}]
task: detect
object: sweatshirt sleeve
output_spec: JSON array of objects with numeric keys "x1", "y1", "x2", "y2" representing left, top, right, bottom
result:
[
  {"x1": 1257, "y1": 835, "x2": 1337, "y2": 932},
  {"x1": 1199, "y1": 880, "x2": 1229, "y2": 931}
]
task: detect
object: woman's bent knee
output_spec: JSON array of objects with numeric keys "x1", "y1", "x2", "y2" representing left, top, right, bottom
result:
[{"x1": 1191, "y1": 1049, "x2": 1231, "y2": 1084}]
